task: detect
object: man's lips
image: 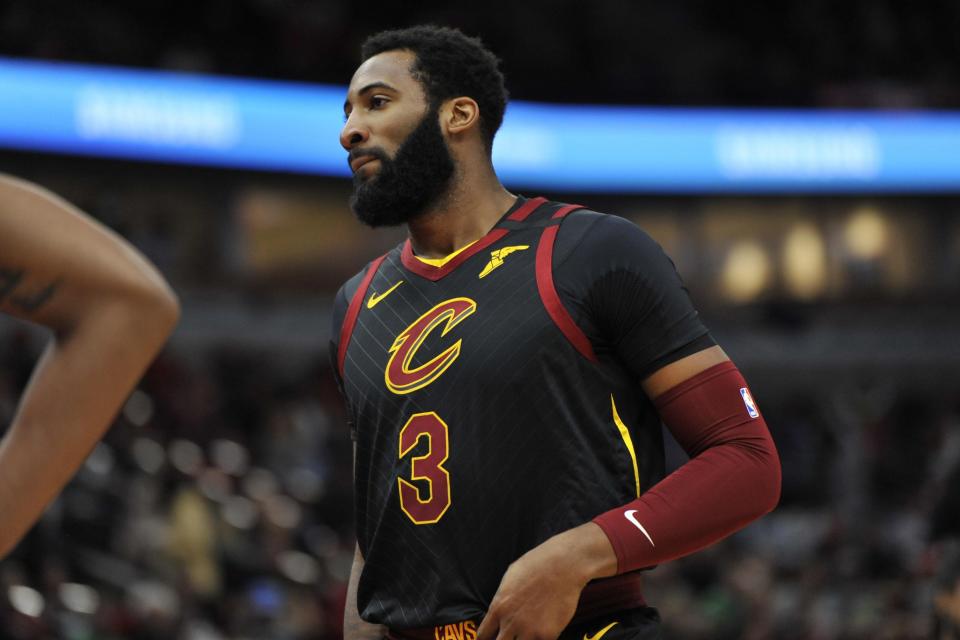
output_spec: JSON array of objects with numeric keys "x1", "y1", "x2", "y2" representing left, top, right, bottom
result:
[{"x1": 350, "y1": 155, "x2": 378, "y2": 173}]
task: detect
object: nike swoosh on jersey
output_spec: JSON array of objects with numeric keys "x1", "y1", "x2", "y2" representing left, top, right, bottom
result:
[
  {"x1": 583, "y1": 620, "x2": 618, "y2": 640},
  {"x1": 478, "y1": 245, "x2": 529, "y2": 279},
  {"x1": 624, "y1": 509, "x2": 655, "y2": 547},
  {"x1": 367, "y1": 280, "x2": 404, "y2": 309}
]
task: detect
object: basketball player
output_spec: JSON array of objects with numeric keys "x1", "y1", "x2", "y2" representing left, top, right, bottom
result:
[
  {"x1": 0, "y1": 174, "x2": 179, "y2": 559},
  {"x1": 332, "y1": 26, "x2": 781, "y2": 640}
]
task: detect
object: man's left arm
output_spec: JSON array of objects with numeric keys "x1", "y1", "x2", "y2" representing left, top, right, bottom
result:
[
  {"x1": 477, "y1": 215, "x2": 780, "y2": 640},
  {"x1": 476, "y1": 348, "x2": 780, "y2": 640},
  {"x1": 592, "y1": 346, "x2": 780, "y2": 573}
]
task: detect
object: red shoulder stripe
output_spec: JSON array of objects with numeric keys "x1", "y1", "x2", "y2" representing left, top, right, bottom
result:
[
  {"x1": 535, "y1": 204, "x2": 597, "y2": 362},
  {"x1": 507, "y1": 196, "x2": 548, "y2": 221},
  {"x1": 337, "y1": 254, "x2": 388, "y2": 378}
]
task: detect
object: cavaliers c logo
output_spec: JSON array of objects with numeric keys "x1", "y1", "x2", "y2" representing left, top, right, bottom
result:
[{"x1": 385, "y1": 297, "x2": 477, "y2": 395}]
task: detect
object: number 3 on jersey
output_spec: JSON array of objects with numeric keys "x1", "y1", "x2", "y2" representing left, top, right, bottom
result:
[{"x1": 398, "y1": 412, "x2": 451, "y2": 524}]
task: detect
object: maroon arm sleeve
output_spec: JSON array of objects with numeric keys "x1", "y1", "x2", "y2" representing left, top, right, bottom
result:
[{"x1": 592, "y1": 361, "x2": 781, "y2": 574}]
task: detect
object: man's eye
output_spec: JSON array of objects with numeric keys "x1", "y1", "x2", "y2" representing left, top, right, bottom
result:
[{"x1": 370, "y1": 97, "x2": 388, "y2": 109}]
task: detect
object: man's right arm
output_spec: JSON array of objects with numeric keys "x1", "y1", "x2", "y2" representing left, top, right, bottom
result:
[
  {"x1": 344, "y1": 542, "x2": 386, "y2": 640},
  {"x1": 333, "y1": 272, "x2": 383, "y2": 639},
  {"x1": 344, "y1": 440, "x2": 384, "y2": 640}
]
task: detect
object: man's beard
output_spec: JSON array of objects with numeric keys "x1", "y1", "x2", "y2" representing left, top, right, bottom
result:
[{"x1": 349, "y1": 107, "x2": 456, "y2": 228}]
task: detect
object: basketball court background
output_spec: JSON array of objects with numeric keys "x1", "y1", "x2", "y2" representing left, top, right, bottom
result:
[{"x1": 0, "y1": 2, "x2": 958, "y2": 638}]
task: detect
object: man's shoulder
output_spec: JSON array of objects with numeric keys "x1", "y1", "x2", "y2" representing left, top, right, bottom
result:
[
  {"x1": 562, "y1": 205, "x2": 649, "y2": 236},
  {"x1": 553, "y1": 206, "x2": 660, "y2": 268},
  {"x1": 331, "y1": 247, "x2": 399, "y2": 336},
  {"x1": 334, "y1": 243, "x2": 403, "y2": 302},
  {"x1": 336, "y1": 263, "x2": 373, "y2": 303}
]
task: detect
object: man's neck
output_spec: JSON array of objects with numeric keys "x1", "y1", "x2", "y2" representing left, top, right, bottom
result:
[{"x1": 406, "y1": 171, "x2": 516, "y2": 259}]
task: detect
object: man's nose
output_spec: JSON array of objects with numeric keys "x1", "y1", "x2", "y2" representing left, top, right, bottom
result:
[{"x1": 340, "y1": 117, "x2": 369, "y2": 151}]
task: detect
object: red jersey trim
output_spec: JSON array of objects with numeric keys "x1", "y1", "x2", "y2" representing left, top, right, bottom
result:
[
  {"x1": 337, "y1": 254, "x2": 388, "y2": 378},
  {"x1": 535, "y1": 204, "x2": 597, "y2": 362},
  {"x1": 506, "y1": 195, "x2": 548, "y2": 221},
  {"x1": 399, "y1": 197, "x2": 547, "y2": 281}
]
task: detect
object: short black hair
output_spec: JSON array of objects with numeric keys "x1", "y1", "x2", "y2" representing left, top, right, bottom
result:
[{"x1": 361, "y1": 25, "x2": 508, "y2": 153}]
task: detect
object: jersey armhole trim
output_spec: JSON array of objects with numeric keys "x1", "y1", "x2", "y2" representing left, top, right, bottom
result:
[
  {"x1": 535, "y1": 204, "x2": 598, "y2": 363},
  {"x1": 337, "y1": 253, "x2": 388, "y2": 378}
]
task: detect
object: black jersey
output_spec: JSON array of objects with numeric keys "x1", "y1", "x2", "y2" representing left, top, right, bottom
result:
[{"x1": 331, "y1": 197, "x2": 710, "y2": 629}]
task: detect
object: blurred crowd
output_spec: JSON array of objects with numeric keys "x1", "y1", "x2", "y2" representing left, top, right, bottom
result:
[
  {"x1": 651, "y1": 392, "x2": 960, "y2": 639},
  {"x1": 1, "y1": 0, "x2": 958, "y2": 108},
  {"x1": 1, "y1": 324, "x2": 959, "y2": 639},
  {"x1": 0, "y1": 329, "x2": 355, "y2": 640}
]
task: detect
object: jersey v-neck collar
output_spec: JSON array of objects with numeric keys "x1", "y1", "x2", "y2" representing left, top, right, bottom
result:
[
  {"x1": 411, "y1": 238, "x2": 479, "y2": 268},
  {"x1": 400, "y1": 196, "x2": 547, "y2": 282}
]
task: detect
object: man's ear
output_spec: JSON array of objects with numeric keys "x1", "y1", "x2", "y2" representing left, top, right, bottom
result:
[{"x1": 443, "y1": 97, "x2": 481, "y2": 137}]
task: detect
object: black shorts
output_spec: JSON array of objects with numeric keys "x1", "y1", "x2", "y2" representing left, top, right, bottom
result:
[{"x1": 560, "y1": 607, "x2": 662, "y2": 640}]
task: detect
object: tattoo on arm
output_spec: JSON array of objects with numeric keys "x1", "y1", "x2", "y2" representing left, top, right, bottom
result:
[
  {"x1": 0, "y1": 268, "x2": 61, "y2": 313},
  {"x1": 0, "y1": 268, "x2": 24, "y2": 300}
]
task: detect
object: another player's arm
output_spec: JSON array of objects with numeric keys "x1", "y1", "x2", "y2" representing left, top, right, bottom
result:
[{"x1": 0, "y1": 174, "x2": 180, "y2": 559}]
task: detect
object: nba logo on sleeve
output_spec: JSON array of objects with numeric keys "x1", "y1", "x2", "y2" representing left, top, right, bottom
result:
[{"x1": 739, "y1": 387, "x2": 759, "y2": 418}]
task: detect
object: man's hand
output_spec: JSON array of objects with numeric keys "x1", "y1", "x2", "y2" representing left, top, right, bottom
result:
[{"x1": 476, "y1": 522, "x2": 617, "y2": 640}]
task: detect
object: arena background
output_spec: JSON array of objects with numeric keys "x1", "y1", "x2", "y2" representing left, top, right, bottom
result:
[{"x1": 1, "y1": 1, "x2": 959, "y2": 638}]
